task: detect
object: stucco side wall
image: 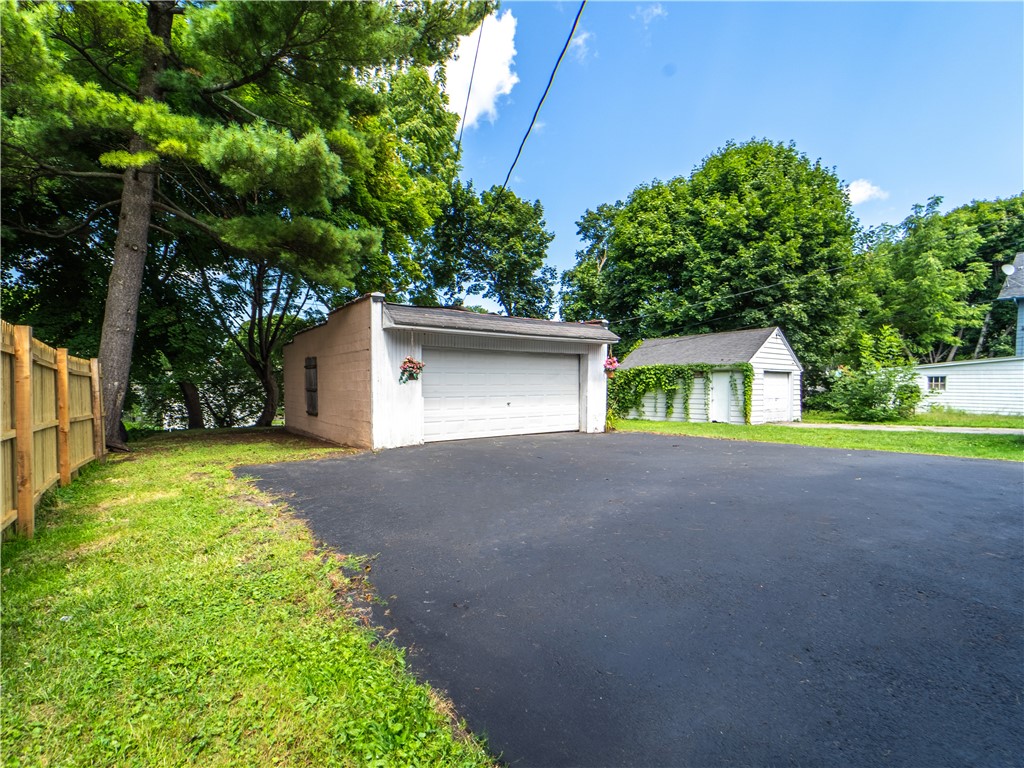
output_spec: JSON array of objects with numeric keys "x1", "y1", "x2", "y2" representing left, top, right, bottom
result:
[{"x1": 283, "y1": 297, "x2": 373, "y2": 447}]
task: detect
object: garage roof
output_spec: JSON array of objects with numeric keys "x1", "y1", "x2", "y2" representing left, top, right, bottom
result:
[
  {"x1": 384, "y1": 304, "x2": 619, "y2": 343},
  {"x1": 621, "y1": 327, "x2": 783, "y2": 368}
]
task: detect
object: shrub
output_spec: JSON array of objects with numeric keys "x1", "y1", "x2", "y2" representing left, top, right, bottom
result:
[{"x1": 824, "y1": 326, "x2": 922, "y2": 422}]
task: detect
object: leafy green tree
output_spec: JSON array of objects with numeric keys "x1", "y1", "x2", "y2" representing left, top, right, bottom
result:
[
  {"x1": 1, "y1": 0, "x2": 487, "y2": 447},
  {"x1": 559, "y1": 203, "x2": 621, "y2": 322},
  {"x1": 563, "y1": 140, "x2": 858, "y2": 386},
  {"x1": 944, "y1": 195, "x2": 1024, "y2": 358},
  {"x1": 824, "y1": 325, "x2": 922, "y2": 422},
  {"x1": 857, "y1": 197, "x2": 990, "y2": 363},
  {"x1": 196, "y1": 253, "x2": 324, "y2": 426},
  {"x1": 421, "y1": 182, "x2": 557, "y2": 317}
]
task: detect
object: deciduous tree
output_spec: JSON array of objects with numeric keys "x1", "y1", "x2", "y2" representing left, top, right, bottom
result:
[
  {"x1": 422, "y1": 182, "x2": 557, "y2": 317},
  {"x1": 562, "y1": 140, "x2": 858, "y2": 387}
]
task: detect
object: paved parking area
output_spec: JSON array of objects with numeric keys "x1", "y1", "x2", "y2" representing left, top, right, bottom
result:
[{"x1": 240, "y1": 432, "x2": 1023, "y2": 767}]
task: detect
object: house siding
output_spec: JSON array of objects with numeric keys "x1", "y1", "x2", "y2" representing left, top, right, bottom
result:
[
  {"x1": 627, "y1": 374, "x2": 745, "y2": 425},
  {"x1": 629, "y1": 377, "x2": 710, "y2": 422},
  {"x1": 915, "y1": 357, "x2": 1024, "y2": 415},
  {"x1": 283, "y1": 296, "x2": 374, "y2": 447},
  {"x1": 749, "y1": 330, "x2": 803, "y2": 424}
]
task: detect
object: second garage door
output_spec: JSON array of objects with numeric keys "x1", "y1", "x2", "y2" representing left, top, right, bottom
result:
[
  {"x1": 422, "y1": 348, "x2": 580, "y2": 442},
  {"x1": 762, "y1": 371, "x2": 792, "y2": 422}
]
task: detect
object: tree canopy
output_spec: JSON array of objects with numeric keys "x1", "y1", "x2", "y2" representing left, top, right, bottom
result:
[
  {"x1": 562, "y1": 140, "x2": 859, "y2": 387},
  {"x1": 420, "y1": 181, "x2": 557, "y2": 318},
  {"x1": 1, "y1": 0, "x2": 488, "y2": 443},
  {"x1": 855, "y1": 195, "x2": 1024, "y2": 362}
]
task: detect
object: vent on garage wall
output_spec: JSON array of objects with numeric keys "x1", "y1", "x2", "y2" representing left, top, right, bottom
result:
[{"x1": 305, "y1": 357, "x2": 318, "y2": 416}]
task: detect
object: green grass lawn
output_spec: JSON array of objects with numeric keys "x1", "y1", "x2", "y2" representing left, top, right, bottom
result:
[
  {"x1": 612, "y1": 419, "x2": 1024, "y2": 461},
  {"x1": 1, "y1": 429, "x2": 494, "y2": 768},
  {"x1": 802, "y1": 408, "x2": 1024, "y2": 429}
]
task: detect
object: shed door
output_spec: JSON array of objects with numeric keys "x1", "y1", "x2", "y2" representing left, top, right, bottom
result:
[
  {"x1": 422, "y1": 348, "x2": 580, "y2": 442},
  {"x1": 762, "y1": 372, "x2": 792, "y2": 422}
]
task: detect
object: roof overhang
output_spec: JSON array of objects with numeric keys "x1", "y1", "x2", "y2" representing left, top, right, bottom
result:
[{"x1": 382, "y1": 304, "x2": 619, "y2": 344}]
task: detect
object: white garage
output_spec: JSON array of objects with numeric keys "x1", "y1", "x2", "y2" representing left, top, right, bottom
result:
[
  {"x1": 619, "y1": 327, "x2": 803, "y2": 425},
  {"x1": 283, "y1": 293, "x2": 617, "y2": 450}
]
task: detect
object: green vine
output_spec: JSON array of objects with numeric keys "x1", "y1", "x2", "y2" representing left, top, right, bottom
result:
[
  {"x1": 609, "y1": 362, "x2": 754, "y2": 424},
  {"x1": 737, "y1": 362, "x2": 754, "y2": 424}
]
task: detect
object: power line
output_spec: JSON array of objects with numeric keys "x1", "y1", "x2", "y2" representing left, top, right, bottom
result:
[
  {"x1": 455, "y1": 16, "x2": 485, "y2": 155},
  {"x1": 490, "y1": 0, "x2": 586, "y2": 207}
]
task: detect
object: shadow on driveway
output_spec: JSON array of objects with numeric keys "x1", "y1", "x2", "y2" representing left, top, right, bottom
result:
[{"x1": 239, "y1": 432, "x2": 1023, "y2": 768}]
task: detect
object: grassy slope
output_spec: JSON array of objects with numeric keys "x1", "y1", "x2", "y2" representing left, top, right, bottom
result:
[
  {"x1": 612, "y1": 419, "x2": 1024, "y2": 461},
  {"x1": 803, "y1": 409, "x2": 1024, "y2": 429},
  {"x1": 1, "y1": 430, "x2": 493, "y2": 768}
]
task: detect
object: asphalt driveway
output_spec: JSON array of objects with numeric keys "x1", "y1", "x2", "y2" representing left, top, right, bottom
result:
[{"x1": 239, "y1": 432, "x2": 1023, "y2": 767}]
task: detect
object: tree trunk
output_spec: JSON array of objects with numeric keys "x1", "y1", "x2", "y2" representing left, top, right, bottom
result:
[
  {"x1": 97, "y1": 1, "x2": 177, "y2": 449},
  {"x1": 973, "y1": 309, "x2": 993, "y2": 359},
  {"x1": 254, "y1": 367, "x2": 280, "y2": 427},
  {"x1": 178, "y1": 381, "x2": 205, "y2": 429}
]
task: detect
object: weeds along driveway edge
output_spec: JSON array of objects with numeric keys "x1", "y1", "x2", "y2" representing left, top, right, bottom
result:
[{"x1": 0, "y1": 429, "x2": 495, "y2": 768}]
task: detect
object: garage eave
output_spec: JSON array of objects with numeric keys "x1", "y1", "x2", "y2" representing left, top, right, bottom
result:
[{"x1": 382, "y1": 303, "x2": 619, "y2": 344}]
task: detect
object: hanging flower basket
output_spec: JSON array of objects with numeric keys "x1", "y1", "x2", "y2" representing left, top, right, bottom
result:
[
  {"x1": 399, "y1": 356, "x2": 424, "y2": 384},
  {"x1": 604, "y1": 356, "x2": 619, "y2": 378}
]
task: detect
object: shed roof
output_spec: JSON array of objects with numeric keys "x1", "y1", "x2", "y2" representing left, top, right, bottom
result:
[
  {"x1": 997, "y1": 252, "x2": 1024, "y2": 301},
  {"x1": 620, "y1": 327, "x2": 783, "y2": 368},
  {"x1": 383, "y1": 303, "x2": 619, "y2": 343}
]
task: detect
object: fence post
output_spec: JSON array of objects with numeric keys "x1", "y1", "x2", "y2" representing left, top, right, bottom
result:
[
  {"x1": 90, "y1": 358, "x2": 105, "y2": 462},
  {"x1": 13, "y1": 325, "x2": 34, "y2": 538},
  {"x1": 57, "y1": 348, "x2": 71, "y2": 486}
]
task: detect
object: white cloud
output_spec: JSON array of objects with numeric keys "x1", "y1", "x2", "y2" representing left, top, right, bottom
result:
[
  {"x1": 444, "y1": 10, "x2": 519, "y2": 131},
  {"x1": 569, "y1": 30, "x2": 593, "y2": 62},
  {"x1": 846, "y1": 179, "x2": 890, "y2": 205},
  {"x1": 633, "y1": 3, "x2": 667, "y2": 28}
]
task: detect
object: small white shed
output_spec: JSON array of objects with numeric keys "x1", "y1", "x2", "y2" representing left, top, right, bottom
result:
[
  {"x1": 619, "y1": 327, "x2": 803, "y2": 424},
  {"x1": 283, "y1": 293, "x2": 618, "y2": 449},
  {"x1": 915, "y1": 357, "x2": 1024, "y2": 415}
]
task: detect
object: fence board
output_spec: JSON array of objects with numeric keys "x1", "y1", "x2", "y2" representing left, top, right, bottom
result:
[
  {"x1": 1, "y1": 321, "x2": 105, "y2": 538},
  {"x1": 1, "y1": 338, "x2": 13, "y2": 523}
]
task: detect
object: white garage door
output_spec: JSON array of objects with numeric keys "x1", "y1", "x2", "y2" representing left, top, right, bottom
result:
[
  {"x1": 422, "y1": 348, "x2": 580, "y2": 442},
  {"x1": 762, "y1": 372, "x2": 792, "y2": 422}
]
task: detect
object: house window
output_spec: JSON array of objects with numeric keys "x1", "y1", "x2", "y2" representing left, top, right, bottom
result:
[
  {"x1": 927, "y1": 375, "x2": 946, "y2": 391},
  {"x1": 305, "y1": 357, "x2": 318, "y2": 416}
]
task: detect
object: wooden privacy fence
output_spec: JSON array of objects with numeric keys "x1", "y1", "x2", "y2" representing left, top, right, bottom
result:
[{"x1": 1, "y1": 320, "x2": 105, "y2": 538}]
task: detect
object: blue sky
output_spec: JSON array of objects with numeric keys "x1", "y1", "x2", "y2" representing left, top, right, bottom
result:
[{"x1": 444, "y1": 1, "x2": 1023, "y2": 305}]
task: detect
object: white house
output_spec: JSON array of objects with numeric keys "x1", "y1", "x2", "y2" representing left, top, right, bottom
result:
[
  {"x1": 915, "y1": 357, "x2": 1024, "y2": 415},
  {"x1": 619, "y1": 327, "x2": 802, "y2": 424},
  {"x1": 283, "y1": 293, "x2": 618, "y2": 449}
]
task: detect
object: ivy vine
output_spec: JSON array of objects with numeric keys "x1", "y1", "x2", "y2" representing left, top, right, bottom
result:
[{"x1": 609, "y1": 362, "x2": 754, "y2": 425}]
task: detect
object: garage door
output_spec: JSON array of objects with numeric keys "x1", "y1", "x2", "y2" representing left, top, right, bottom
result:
[
  {"x1": 422, "y1": 348, "x2": 580, "y2": 442},
  {"x1": 762, "y1": 372, "x2": 792, "y2": 422}
]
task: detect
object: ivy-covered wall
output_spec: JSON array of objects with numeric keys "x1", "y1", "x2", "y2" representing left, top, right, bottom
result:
[{"x1": 608, "y1": 363, "x2": 754, "y2": 424}]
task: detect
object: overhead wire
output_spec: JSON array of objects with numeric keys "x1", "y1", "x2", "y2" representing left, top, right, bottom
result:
[
  {"x1": 487, "y1": 0, "x2": 587, "y2": 212},
  {"x1": 454, "y1": 15, "x2": 485, "y2": 156}
]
